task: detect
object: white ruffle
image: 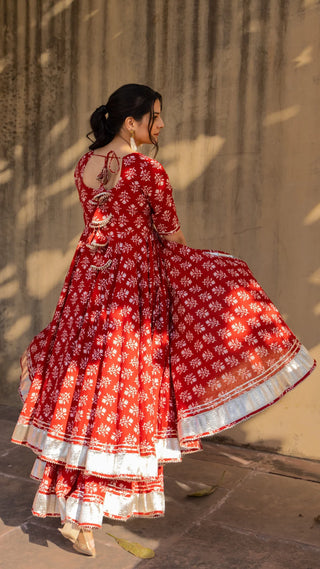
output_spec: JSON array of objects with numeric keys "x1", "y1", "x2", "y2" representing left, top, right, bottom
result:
[
  {"x1": 13, "y1": 344, "x2": 315, "y2": 479},
  {"x1": 178, "y1": 343, "x2": 315, "y2": 442},
  {"x1": 30, "y1": 457, "x2": 46, "y2": 480},
  {"x1": 32, "y1": 488, "x2": 165, "y2": 526},
  {"x1": 12, "y1": 421, "x2": 182, "y2": 478}
]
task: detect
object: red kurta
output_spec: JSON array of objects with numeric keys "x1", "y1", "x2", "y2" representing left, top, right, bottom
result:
[{"x1": 12, "y1": 151, "x2": 316, "y2": 527}]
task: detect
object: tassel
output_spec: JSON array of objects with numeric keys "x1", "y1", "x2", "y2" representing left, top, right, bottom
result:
[{"x1": 130, "y1": 130, "x2": 137, "y2": 152}]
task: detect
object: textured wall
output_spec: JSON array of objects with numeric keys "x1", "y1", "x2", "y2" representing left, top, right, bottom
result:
[{"x1": 0, "y1": 0, "x2": 319, "y2": 458}]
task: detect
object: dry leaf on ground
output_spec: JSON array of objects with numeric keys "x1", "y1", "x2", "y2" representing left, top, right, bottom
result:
[
  {"x1": 106, "y1": 532, "x2": 155, "y2": 558},
  {"x1": 187, "y1": 470, "x2": 226, "y2": 497}
]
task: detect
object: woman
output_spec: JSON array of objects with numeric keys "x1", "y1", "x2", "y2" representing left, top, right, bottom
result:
[{"x1": 12, "y1": 84, "x2": 316, "y2": 557}]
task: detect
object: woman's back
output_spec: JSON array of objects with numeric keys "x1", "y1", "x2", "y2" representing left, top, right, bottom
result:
[{"x1": 74, "y1": 151, "x2": 181, "y2": 239}]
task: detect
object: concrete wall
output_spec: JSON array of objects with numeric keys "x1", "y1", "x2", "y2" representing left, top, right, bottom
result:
[{"x1": 0, "y1": 0, "x2": 319, "y2": 458}]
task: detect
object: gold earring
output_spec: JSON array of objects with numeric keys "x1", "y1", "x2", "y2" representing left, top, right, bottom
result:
[{"x1": 129, "y1": 130, "x2": 137, "y2": 152}]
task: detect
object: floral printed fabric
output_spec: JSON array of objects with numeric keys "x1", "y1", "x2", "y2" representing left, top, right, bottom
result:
[{"x1": 12, "y1": 152, "x2": 315, "y2": 527}]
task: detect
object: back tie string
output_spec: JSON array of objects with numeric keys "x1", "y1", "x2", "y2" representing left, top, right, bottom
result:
[{"x1": 95, "y1": 150, "x2": 121, "y2": 186}]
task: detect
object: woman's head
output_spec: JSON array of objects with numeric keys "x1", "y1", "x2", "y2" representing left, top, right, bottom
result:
[{"x1": 88, "y1": 84, "x2": 163, "y2": 152}]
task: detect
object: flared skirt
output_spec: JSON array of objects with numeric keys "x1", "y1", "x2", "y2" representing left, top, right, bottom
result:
[{"x1": 11, "y1": 240, "x2": 316, "y2": 526}]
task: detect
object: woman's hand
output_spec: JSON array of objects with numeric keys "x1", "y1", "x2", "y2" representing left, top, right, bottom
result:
[{"x1": 162, "y1": 229, "x2": 187, "y2": 246}]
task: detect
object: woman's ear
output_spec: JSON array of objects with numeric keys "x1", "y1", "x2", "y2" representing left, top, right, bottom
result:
[{"x1": 124, "y1": 116, "x2": 135, "y2": 132}]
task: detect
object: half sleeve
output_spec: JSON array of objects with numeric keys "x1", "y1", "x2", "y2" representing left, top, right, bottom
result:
[{"x1": 146, "y1": 160, "x2": 181, "y2": 235}]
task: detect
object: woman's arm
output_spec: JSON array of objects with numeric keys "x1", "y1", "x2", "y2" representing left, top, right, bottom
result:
[{"x1": 162, "y1": 229, "x2": 187, "y2": 246}]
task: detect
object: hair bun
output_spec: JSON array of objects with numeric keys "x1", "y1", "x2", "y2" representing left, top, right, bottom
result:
[
  {"x1": 89, "y1": 85, "x2": 162, "y2": 152},
  {"x1": 97, "y1": 104, "x2": 108, "y2": 114}
]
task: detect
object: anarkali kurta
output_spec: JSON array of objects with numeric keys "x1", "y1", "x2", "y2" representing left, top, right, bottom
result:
[{"x1": 12, "y1": 151, "x2": 316, "y2": 527}]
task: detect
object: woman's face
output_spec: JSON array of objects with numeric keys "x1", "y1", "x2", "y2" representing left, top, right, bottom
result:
[{"x1": 133, "y1": 99, "x2": 164, "y2": 146}]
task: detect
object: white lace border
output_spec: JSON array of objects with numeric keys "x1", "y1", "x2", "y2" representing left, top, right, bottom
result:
[
  {"x1": 12, "y1": 424, "x2": 183, "y2": 478},
  {"x1": 32, "y1": 487, "x2": 165, "y2": 526},
  {"x1": 178, "y1": 343, "x2": 315, "y2": 442},
  {"x1": 13, "y1": 344, "x2": 315, "y2": 479}
]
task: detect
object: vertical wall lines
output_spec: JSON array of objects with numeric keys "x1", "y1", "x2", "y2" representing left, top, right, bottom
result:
[
  {"x1": 100, "y1": 0, "x2": 108, "y2": 102},
  {"x1": 234, "y1": 0, "x2": 251, "y2": 215}
]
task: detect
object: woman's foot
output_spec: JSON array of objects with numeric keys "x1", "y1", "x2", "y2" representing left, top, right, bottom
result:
[
  {"x1": 58, "y1": 521, "x2": 80, "y2": 544},
  {"x1": 73, "y1": 529, "x2": 96, "y2": 557}
]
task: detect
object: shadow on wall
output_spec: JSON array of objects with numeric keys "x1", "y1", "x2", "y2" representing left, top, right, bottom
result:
[{"x1": 0, "y1": 0, "x2": 319, "y2": 407}]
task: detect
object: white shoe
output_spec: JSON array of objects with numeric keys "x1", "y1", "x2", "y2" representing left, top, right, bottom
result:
[
  {"x1": 73, "y1": 529, "x2": 96, "y2": 557},
  {"x1": 58, "y1": 521, "x2": 80, "y2": 544}
]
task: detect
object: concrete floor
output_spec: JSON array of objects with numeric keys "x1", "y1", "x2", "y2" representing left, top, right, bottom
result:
[{"x1": 1, "y1": 404, "x2": 320, "y2": 569}]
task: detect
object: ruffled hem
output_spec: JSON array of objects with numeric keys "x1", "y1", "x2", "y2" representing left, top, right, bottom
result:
[
  {"x1": 13, "y1": 344, "x2": 314, "y2": 478},
  {"x1": 12, "y1": 425, "x2": 186, "y2": 478},
  {"x1": 178, "y1": 343, "x2": 315, "y2": 442},
  {"x1": 32, "y1": 488, "x2": 165, "y2": 527}
]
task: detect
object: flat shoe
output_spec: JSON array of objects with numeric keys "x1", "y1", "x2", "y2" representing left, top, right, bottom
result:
[
  {"x1": 58, "y1": 521, "x2": 80, "y2": 544},
  {"x1": 73, "y1": 530, "x2": 96, "y2": 557}
]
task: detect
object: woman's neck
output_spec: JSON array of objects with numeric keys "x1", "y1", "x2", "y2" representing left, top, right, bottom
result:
[{"x1": 93, "y1": 135, "x2": 136, "y2": 157}]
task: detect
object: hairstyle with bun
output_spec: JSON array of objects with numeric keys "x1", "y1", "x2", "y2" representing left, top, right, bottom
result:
[{"x1": 87, "y1": 84, "x2": 162, "y2": 153}]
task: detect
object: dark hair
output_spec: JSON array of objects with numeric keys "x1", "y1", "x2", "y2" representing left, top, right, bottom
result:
[{"x1": 87, "y1": 84, "x2": 162, "y2": 153}]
